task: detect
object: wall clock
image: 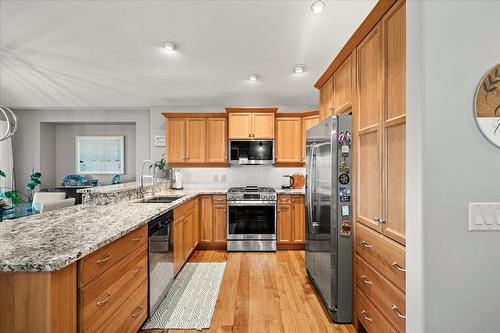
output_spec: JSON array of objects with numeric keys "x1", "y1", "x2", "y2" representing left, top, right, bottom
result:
[{"x1": 475, "y1": 64, "x2": 500, "y2": 148}]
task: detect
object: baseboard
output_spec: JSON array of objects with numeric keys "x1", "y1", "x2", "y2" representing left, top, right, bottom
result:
[
  {"x1": 196, "y1": 242, "x2": 227, "y2": 250},
  {"x1": 277, "y1": 243, "x2": 305, "y2": 250}
]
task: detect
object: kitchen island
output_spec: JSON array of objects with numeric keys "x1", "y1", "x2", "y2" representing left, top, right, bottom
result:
[{"x1": 0, "y1": 185, "x2": 304, "y2": 333}]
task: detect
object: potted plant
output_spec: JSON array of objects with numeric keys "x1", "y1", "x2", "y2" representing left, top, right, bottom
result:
[{"x1": 152, "y1": 154, "x2": 168, "y2": 178}]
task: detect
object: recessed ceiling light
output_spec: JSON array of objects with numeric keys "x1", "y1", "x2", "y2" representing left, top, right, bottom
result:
[
  {"x1": 248, "y1": 74, "x2": 259, "y2": 81},
  {"x1": 163, "y1": 41, "x2": 176, "y2": 51},
  {"x1": 311, "y1": 0, "x2": 325, "y2": 14},
  {"x1": 293, "y1": 64, "x2": 306, "y2": 74}
]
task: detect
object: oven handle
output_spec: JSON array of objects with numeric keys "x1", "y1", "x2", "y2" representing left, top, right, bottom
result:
[{"x1": 227, "y1": 201, "x2": 276, "y2": 206}]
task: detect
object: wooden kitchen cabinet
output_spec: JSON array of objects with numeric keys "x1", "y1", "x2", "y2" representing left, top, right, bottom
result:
[
  {"x1": 275, "y1": 116, "x2": 302, "y2": 164},
  {"x1": 226, "y1": 107, "x2": 276, "y2": 139},
  {"x1": 212, "y1": 204, "x2": 227, "y2": 245},
  {"x1": 185, "y1": 118, "x2": 207, "y2": 163},
  {"x1": 356, "y1": 22, "x2": 383, "y2": 234},
  {"x1": 302, "y1": 113, "x2": 319, "y2": 162},
  {"x1": 166, "y1": 118, "x2": 186, "y2": 164},
  {"x1": 319, "y1": 76, "x2": 334, "y2": 121},
  {"x1": 173, "y1": 198, "x2": 199, "y2": 275},
  {"x1": 277, "y1": 195, "x2": 305, "y2": 249},
  {"x1": 199, "y1": 195, "x2": 213, "y2": 243},
  {"x1": 207, "y1": 118, "x2": 228, "y2": 163},
  {"x1": 333, "y1": 53, "x2": 353, "y2": 114},
  {"x1": 163, "y1": 113, "x2": 228, "y2": 167}
]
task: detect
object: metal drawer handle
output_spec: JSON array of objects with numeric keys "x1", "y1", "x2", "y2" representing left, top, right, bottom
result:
[
  {"x1": 360, "y1": 240, "x2": 372, "y2": 248},
  {"x1": 96, "y1": 291, "x2": 112, "y2": 306},
  {"x1": 392, "y1": 304, "x2": 406, "y2": 320},
  {"x1": 96, "y1": 253, "x2": 113, "y2": 264},
  {"x1": 391, "y1": 261, "x2": 406, "y2": 272},
  {"x1": 360, "y1": 275, "x2": 373, "y2": 285},
  {"x1": 131, "y1": 235, "x2": 143, "y2": 242},
  {"x1": 132, "y1": 266, "x2": 143, "y2": 274},
  {"x1": 360, "y1": 310, "x2": 373, "y2": 322},
  {"x1": 131, "y1": 306, "x2": 144, "y2": 318}
]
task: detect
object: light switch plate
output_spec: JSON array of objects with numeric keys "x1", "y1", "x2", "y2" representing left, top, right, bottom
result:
[{"x1": 468, "y1": 202, "x2": 500, "y2": 231}]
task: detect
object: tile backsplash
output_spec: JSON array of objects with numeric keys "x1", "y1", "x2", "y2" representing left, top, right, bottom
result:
[{"x1": 175, "y1": 166, "x2": 306, "y2": 188}]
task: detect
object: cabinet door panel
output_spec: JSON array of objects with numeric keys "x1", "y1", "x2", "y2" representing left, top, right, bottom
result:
[
  {"x1": 185, "y1": 118, "x2": 207, "y2": 162},
  {"x1": 333, "y1": 54, "x2": 353, "y2": 113},
  {"x1": 252, "y1": 113, "x2": 275, "y2": 139},
  {"x1": 276, "y1": 117, "x2": 302, "y2": 163},
  {"x1": 173, "y1": 219, "x2": 184, "y2": 275},
  {"x1": 207, "y1": 118, "x2": 228, "y2": 163},
  {"x1": 302, "y1": 115, "x2": 319, "y2": 162},
  {"x1": 358, "y1": 26, "x2": 382, "y2": 130},
  {"x1": 383, "y1": 2, "x2": 406, "y2": 245},
  {"x1": 277, "y1": 204, "x2": 292, "y2": 244},
  {"x1": 199, "y1": 195, "x2": 213, "y2": 243},
  {"x1": 319, "y1": 76, "x2": 334, "y2": 120},
  {"x1": 356, "y1": 24, "x2": 383, "y2": 233},
  {"x1": 183, "y1": 212, "x2": 194, "y2": 260},
  {"x1": 167, "y1": 118, "x2": 185, "y2": 163},
  {"x1": 357, "y1": 131, "x2": 382, "y2": 232},
  {"x1": 213, "y1": 205, "x2": 227, "y2": 244},
  {"x1": 292, "y1": 196, "x2": 305, "y2": 243},
  {"x1": 228, "y1": 113, "x2": 252, "y2": 139}
]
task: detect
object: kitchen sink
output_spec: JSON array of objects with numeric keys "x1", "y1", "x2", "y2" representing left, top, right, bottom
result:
[{"x1": 139, "y1": 196, "x2": 183, "y2": 204}]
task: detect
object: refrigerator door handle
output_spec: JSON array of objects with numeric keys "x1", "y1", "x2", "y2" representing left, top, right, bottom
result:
[{"x1": 307, "y1": 144, "x2": 317, "y2": 232}]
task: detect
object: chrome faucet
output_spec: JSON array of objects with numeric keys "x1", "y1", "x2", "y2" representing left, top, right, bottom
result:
[{"x1": 140, "y1": 159, "x2": 155, "y2": 196}]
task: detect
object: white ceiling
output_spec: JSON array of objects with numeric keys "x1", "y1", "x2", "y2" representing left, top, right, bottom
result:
[{"x1": 0, "y1": 0, "x2": 376, "y2": 108}]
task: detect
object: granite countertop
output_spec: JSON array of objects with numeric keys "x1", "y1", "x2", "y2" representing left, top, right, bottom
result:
[{"x1": 0, "y1": 187, "x2": 303, "y2": 273}]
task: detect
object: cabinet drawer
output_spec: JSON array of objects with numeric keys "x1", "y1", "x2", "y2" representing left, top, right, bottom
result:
[
  {"x1": 79, "y1": 225, "x2": 147, "y2": 286},
  {"x1": 212, "y1": 194, "x2": 227, "y2": 204},
  {"x1": 278, "y1": 195, "x2": 291, "y2": 204},
  {"x1": 357, "y1": 288, "x2": 397, "y2": 333},
  {"x1": 356, "y1": 223, "x2": 406, "y2": 291},
  {"x1": 96, "y1": 279, "x2": 148, "y2": 333},
  {"x1": 79, "y1": 244, "x2": 148, "y2": 333},
  {"x1": 174, "y1": 198, "x2": 196, "y2": 219},
  {"x1": 356, "y1": 256, "x2": 406, "y2": 332}
]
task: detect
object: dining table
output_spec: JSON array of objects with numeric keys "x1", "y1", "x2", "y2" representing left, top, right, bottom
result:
[{"x1": 0, "y1": 203, "x2": 39, "y2": 221}]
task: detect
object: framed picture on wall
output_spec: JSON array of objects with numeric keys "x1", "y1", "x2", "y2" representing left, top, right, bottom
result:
[{"x1": 76, "y1": 136, "x2": 125, "y2": 174}]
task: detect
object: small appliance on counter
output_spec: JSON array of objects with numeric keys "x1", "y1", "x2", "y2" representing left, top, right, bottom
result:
[
  {"x1": 292, "y1": 173, "x2": 305, "y2": 189},
  {"x1": 170, "y1": 169, "x2": 183, "y2": 190},
  {"x1": 281, "y1": 175, "x2": 294, "y2": 189}
]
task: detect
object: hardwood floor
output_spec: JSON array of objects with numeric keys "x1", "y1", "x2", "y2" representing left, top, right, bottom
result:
[{"x1": 141, "y1": 250, "x2": 356, "y2": 333}]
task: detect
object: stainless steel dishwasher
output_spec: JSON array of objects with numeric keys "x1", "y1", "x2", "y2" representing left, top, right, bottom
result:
[{"x1": 148, "y1": 210, "x2": 174, "y2": 316}]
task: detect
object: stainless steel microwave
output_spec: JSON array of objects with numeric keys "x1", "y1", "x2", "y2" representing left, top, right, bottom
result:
[{"x1": 229, "y1": 140, "x2": 274, "y2": 165}]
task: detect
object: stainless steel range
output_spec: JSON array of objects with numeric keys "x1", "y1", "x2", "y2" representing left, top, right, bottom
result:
[{"x1": 227, "y1": 186, "x2": 277, "y2": 252}]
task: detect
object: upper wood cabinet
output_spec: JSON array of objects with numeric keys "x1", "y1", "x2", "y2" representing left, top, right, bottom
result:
[
  {"x1": 207, "y1": 118, "x2": 228, "y2": 163},
  {"x1": 319, "y1": 76, "x2": 334, "y2": 121},
  {"x1": 333, "y1": 53, "x2": 354, "y2": 114},
  {"x1": 226, "y1": 107, "x2": 276, "y2": 139},
  {"x1": 185, "y1": 118, "x2": 207, "y2": 163},
  {"x1": 166, "y1": 118, "x2": 186, "y2": 164},
  {"x1": 275, "y1": 117, "x2": 302, "y2": 164},
  {"x1": 302, "y1": 113, "x2": 319, "y2": 162},
  {"x1": 164, "y1": 113, "x2": 228, "y2": 167}
]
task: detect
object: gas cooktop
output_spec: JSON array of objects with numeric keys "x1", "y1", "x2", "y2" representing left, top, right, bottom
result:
[{"x1": 228, "y1": 186, "x2": 276, "y2": 193}]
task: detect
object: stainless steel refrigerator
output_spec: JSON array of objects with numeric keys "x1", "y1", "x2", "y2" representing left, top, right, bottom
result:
[{"x1": 305, "y1": 114, "x2": 353, "y2": 323}]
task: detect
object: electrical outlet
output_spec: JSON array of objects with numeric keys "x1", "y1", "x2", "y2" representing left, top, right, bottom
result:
[
  {"x1": 468, "y1": 202, "x2": 500, "y2": 231},
  {"x1": 213, "y1": 175, "x2": 218, "y2": 183},
  {"x1": 221, "y1": 175, "x2": 227, "y2": 183}
]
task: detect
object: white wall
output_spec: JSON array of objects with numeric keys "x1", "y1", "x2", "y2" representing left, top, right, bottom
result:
[
  {"x1": 12, "y1": 108, "x2": 150, "y2": 192},
  {"x1": 407, "y1": 2, "x2": 500, "y2": 332},
  {"x1": 54, "y1": 124, "x2": 137, "y2": 186},
  {"x1": 39, "y1": 123, "x2": 56, "y2": 189}
]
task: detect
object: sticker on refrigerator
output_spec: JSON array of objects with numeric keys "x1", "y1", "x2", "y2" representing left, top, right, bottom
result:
[
  {"x1": 341, "y1": 220, "x2": 352, "y2": 237},
  {"x1": 338, "y1": 131, "x2": 346, "y2": 144},
  {"x1": 339, "y1": 162, "x2": 350, "y2": 171},
  {"x1": 339, "y1": 187, "x2": 351, "y2": 202},
  {"x1": 339, "y1": 173, "x2": 350, "y2": 185},
  {"x1": 341, "y1": 145, "x2": 349, "y2": 154},
  {"x1": 341, "y1": 206, "x2": 350, "y2": 216},
  {"x1": 344, "y1": 131, "x2": 352, "y2": 144}
]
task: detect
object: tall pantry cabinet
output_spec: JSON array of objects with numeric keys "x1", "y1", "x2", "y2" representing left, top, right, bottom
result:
[
  {"x1": 355, "y1": 1, "x2": 406, "y2": 332},
  {"x1": 316, "y1": 1, "x2": 406, "y2": 332}
]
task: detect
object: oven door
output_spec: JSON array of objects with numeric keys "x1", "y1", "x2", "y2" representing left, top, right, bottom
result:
[{"x1": 227, "y1": 201, "x2": 276, "y2": 240}]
